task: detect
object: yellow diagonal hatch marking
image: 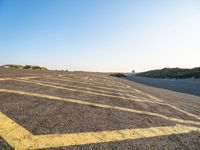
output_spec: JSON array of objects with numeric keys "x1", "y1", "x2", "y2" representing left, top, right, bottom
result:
[
  {"x1": 25, "y1": 79, "x2": 147, "y2": 101},
  {"x1": 45, "y1": 76, "x2": 163, "y2": 102},
  {"x1": 0, "y1": 76, "x2": 163, "y2": 102},
  {"x1": 11, "y1": 79, "x2": 200, "y2": 121},
  {"x1": 0, "y1": 111, "x2": 200, "y2": 150},
  {"x1": 58, "y1": 75, "x2": 162, "y2": 102},
  {"x1": 13, "y1": 78, "x2": 159, "y2": 103},
  {"x1": 0, "y1": 93, "x2": 200, "y2": 149},
  {"x1": 0, "y1": 89, "x2": 200, "y2": 126}
]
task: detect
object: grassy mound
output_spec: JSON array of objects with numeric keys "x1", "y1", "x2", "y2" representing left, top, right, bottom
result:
[
  {"x1": 2, "y1": 64, "x2": 23, "y2": 69},
  {"x1": 2, "y1": 64, "x2": 48, "y2": 70},
  {"x1": 137, "y1": 67, "x2": 200, "y2": 79}
]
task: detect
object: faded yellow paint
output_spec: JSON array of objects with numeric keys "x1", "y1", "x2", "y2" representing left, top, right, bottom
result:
[
  {"x1": 18, "y1": 76, "x2": 39, "y2": 80},
  {"x1": 0, "y1": 78, "x2": 12, "y2": 81},
  {"x1": 1, "y1": 76, "x2": 199, "y2": 121},
  {"x1": 0, "y1": 76, "x2": 163, "y2": 102},
  {"x1": 59, "y1": 75, "x2": 131, "y2": 89},
  {"x1": 13, "y1": 79, "x2": 160, "y2": 104},
  {"x1": 12, "y1": 79, "x2": 200, "y2": 121},
  {"x1": 22, "y1": 78, "x2": 160, "y2": 102},
  {"x1": 61, "y1": 78, "x2": 163, "y2": 102},
  {"x1": 0, "y1": 111, "x2": 200, "y2": 149},
  {"x1": 47, "y1": 76, "x2": 172, "y2": 104},
  {"x1": 46, "y1": 76, "x2": 163, "y2": 101},
  {"x1": 56, "y1": 75, "x2": 163, "y2": 102},
  {"x1": 27, "y1": 79, "x2": 145, "y2": 100},
  {"x1": 0, "y1": 76, "x2": 38, "y2": 81},
  {"x1": 0, "y1": 89, "x2": 200, "y2": 126},
  {"x1": 57, "y1": 74, "x2": 168, "y2": 102}
]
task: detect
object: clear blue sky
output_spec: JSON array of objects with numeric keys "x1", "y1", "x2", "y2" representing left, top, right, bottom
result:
[{"x1": 0, "y1": 0, "x2": 200, "y2": 72}]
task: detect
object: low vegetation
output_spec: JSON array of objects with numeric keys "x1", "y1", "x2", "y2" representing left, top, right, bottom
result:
[
  {"x1": 1, "y1": 64, "x2": 48, "y2": 70},
  {"x1": 110, "y1": 73, "x2": 127, "y2": 78},
  {"x1": 137, "y1": 67, "x2": 200, "y2": 79}
]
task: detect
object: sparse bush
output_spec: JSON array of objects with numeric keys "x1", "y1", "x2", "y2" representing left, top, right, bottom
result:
[
  {"x1": 110, "y1": 73, "x2": 127, "y2": 78},
  {"x1": 1, "y1": 64, "x2": 48, "y2": 70},
  {"x1": 3, "y1": 64, "x2": 23, "y2": 69},
  {"x1": 23, "y1": 65, "x2": 32, "y2": 69}
]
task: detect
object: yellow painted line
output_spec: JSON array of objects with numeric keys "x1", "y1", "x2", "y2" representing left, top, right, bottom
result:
[
  {"x1": 132, "y1": 89, "x2": 200, "y2": 121},
  {"x1": 59, "y1": 75, "x2": 129, "y2": 88},
  {"x1": 3, "y1": 75, "x2": 159, "y2": 103},
  {"x1": 45, "y1": 76, "x2": 148, "y2": 92},
  {"x1": 1, "y1": 77, "x2": 199, "y2": 121},
  {"x1": 59, "y1": 75, "x2": 162, "y2": 101},
  {"x1": 47, "y1": 76, "x2": 145, "y2": 93},
  {"x1": 0, "y1": 89, "x2": 200, "y2": 126},
  {"x1": 0, "y1": 112, "x2": 33, "y2": 149},
  {"x1": 46, "y1": 76, "x2": 164, "y2": 102},
  {"x1": 60, "y1": 77, "x2": 164, "y2": 103},
  {"x1": 1, "y1": 77, "x2": 200, "y2": 121},
  {"x1": 133, "y1": 88, "x2": 162, "y2": 102},
  {"x1": 0, "y1": 75, "x2": 163, "y2": 103},
  {"x1": 0, "y1": 76, "x2": 38, "y2": 81},
  {"x1": 58, "y1": 75, "x2": 143, "y2": 93},
  {"x1": 13, "y1": 79, "x2": 159, "y2": 104},
  {"x1": 14, "y1": 79, "x2": 200, "y2": 121},
  {"x1": 0, "y1": 78, "x2": 12, "y2": 81},
  {"x1": 32, "y1": 124, "x2": 200, "y2": 149},
  {"x1": 18, "y1": 76, "x2": 39, "y2": 80},
  {"x1": 1, "y1": 110, "x2": 200, "y2": 149},
  {"x1": 25, "y1": 79, "x2": 155, "y2": 102},
  {"x1": 58, "y1": 76, "x2": 142, "y2": 93}
]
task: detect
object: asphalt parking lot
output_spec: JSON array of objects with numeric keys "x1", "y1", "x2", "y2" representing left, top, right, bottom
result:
[{"x1": 0, "y1": 68, "x2": 200, "y2": 149}]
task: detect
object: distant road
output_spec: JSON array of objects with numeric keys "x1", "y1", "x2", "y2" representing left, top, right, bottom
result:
[{"x1": 126, "y1": 76, "x2": 200, "y2": 96}]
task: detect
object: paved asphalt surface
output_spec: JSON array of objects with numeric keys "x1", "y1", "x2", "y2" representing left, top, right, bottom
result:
[
  {"x1": 0, "y1": 68, "x2": 200, "y2": 149},
  {"x1": 126, "y1": 76, "x2": 200, "y2": 96}
]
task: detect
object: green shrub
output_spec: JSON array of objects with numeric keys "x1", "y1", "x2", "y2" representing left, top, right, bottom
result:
[
  {"x1": 110, "y1": 73, "x2": 127, "y2": 78},
  {"x1": 23, "y1": 65, "x2": 32, "y2": 69}
]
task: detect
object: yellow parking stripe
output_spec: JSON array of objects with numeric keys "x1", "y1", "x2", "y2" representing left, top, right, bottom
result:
[
  {"x1": 47, "y1": 76, "x2": 163, "y2": 102},
  {"x1": 56, "y1": 75, "x2": 140, "y2": 92},
  {"x1": 0, "y1": 78, "x2": 12, "y2": 81},
  {"x1": 57, "y1": 74, "x2": 166, "y2": 101},
  {"x1": 59, "y1": 75, "x2": 130, "y2": 88},
  {"x1": 0, "y1": 111, "x2": 200, "y2": 149},
  {"x1": 32, "y1": 124, "x2": 200, "y2": 149},
  {"x1": 48, "y1": 77, "x2": 164, "y2": 102},
  {"x1": 0, "y1": 77, "x2": 160, "y2": 102},
  {"x1": 24, "y1": 79, "x2": 157, "y2": 102},
  {"x1": 13, "y1": 79, "x2": 200, "y2": 121},
  {"x1": 46, "y1": 77, "x2": 162, "y2": 101},
  {"x1": 1, "y1": 77, "x2": 199, "y2": 121},
  {"x1": 0, "y1": 89, "x2": 200, "y2": 126},
  {"x1": 0, "y1": 112, "x2": 33, "y2": 149},
  {"x1": 1, "y1": 77, "x2": 200, "y2": 121},
  {"x1": 13, "y1": 79, "x2": 160, "y2": 103},
  {"x1": 0, "y1": 76, "x2": 38, "y2": 81},
  {"x1": 0, "y1": 76, "x2": 163, "y2": 102},
  {"x1": 34, "y1": 79, "x2": 140, "y2": 97},
  {"x1": 18, "y1": 76, "x2": 39, "y2": 80}
]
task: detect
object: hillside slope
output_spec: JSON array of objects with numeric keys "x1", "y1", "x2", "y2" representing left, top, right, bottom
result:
[{"x1": 137, "y1": 67, "x2": 200, "y2": 79}]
